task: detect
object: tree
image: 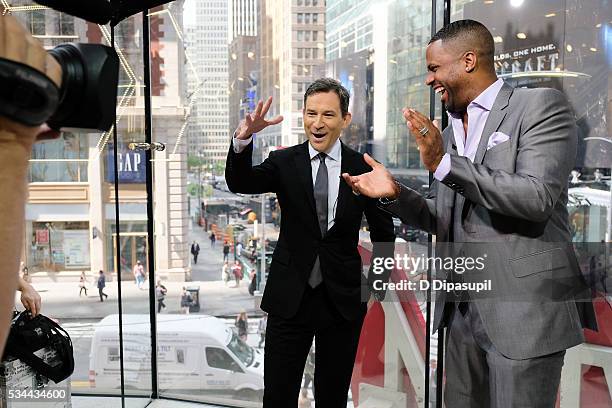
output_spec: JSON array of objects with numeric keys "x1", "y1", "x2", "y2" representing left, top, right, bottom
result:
[{"x1": 187, "y1": 155, "x2": 203, "y2": 170}]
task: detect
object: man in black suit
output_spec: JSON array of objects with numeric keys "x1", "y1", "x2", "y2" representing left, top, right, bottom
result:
[{"x1": 225, "y1": 78, "x2": 395, "y2": 406}]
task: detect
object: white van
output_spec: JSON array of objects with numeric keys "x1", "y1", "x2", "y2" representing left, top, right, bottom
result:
[{"x1": 89, "y1": 314, "x2": 264, "y2": 400}]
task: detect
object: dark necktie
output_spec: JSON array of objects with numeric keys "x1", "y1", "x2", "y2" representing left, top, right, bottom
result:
[{"x1": 308, "y1": 153, "x2": 327, "y2": 288}]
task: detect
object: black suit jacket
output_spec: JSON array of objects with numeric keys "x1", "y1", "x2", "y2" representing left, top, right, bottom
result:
[{"x1": 226, "y1": 140, "x2": 395, "y2": 321}]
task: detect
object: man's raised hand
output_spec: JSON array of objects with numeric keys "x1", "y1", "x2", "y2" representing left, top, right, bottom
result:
[
  {"x1": 235, "y1": 96, "x2": 283, "y2": 140},
  {"x1": 342, "y1": 153, "x2": 399, "y2": 199}
]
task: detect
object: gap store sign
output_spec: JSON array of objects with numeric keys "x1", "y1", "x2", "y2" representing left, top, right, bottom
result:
[{"x1": 105, "y1": 144, "x2": 146, "y2": 183}]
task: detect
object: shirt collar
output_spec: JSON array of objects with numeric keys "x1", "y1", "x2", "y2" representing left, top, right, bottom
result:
[
  {"x1": 448, "y1": 78, "x2": 504, "y2": 119},
  {"x1": 471, "y1": 78, "x2": 504, "y2": 111},
  {"x1": 308, "y1": 137, "x2": 342, "y2": 162}
]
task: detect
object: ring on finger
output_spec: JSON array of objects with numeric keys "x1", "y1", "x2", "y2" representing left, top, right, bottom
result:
[{"x1": 418, "y1": 126, "x2": 429, "y2": 136}]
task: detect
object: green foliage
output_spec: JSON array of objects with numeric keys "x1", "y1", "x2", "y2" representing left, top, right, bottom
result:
[{"x1": 187, "y1": 155, "x2": 203, "y2": 170}]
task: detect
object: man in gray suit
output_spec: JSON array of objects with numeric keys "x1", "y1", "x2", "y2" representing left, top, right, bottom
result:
[{"x1": 343, "y1": 20, "x2": 597, "y2": 407}]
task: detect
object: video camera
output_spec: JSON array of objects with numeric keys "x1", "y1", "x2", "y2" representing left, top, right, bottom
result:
[{"x1": 0, "y1": 0, "x2": 175, "y2": 131}]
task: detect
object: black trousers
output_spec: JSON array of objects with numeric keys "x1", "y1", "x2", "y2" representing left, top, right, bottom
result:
[{"x1": 263, "y1": 284, "x2": 365, "y2": 407}]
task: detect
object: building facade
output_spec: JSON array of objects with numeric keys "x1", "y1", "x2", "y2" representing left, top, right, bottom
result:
[
  {"x1": 185, "y1": 0, "x2": 230, "y2": 165},
  {"x1": 12, "y1": 2, "x2": 191, "y2": 281}
]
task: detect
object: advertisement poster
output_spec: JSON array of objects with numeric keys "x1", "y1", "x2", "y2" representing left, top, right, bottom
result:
[
  {"x1": 62, "y1": 230, "x2": 90, "y2": 268},
  {"x1": 35, "y1": 229, "x2": 49, "y2": 245}
]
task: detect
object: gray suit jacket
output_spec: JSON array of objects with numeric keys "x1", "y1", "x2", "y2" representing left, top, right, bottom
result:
[{"x1": 381, "y1": 83, "x2": 597, "y2": 359}]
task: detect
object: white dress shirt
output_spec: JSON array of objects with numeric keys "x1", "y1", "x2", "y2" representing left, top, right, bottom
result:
[
  {"x1": 232, "y1": 135, "x2": 342, "y2": 231},
  {"x1": 433, "y1": 78, "x2": 504, "y2": 180}
]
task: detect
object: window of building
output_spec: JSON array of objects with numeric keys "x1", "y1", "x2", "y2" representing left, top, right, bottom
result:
[
  {"x1": 58, "y1": 13, "x2": 75, "y2": 36},
  {"x1": 304, "y1": 48, "x2": 311, "y2": 59},
  {"x1": 312, "y1": 31, "x2": 318, "y2": 41},
  {"x1": 297, "y1": 13, "x2": 303, "y2": 24},
  {"x1": 297, "y1": 30, "x2": 304, "y2": 41},
  {"x1": 27, "y1": 221, "x2": 90, "y2": 273},
  {"x1": 297, "y1": 48, "x2": 303, "y2": 59},
  {"x1": 30, "y1": 132, "x2": 88, "y2": 182},
  {"x1": 30, "y1": 10, "x2": 45, "y2": 35},
  {"x1": 305, "y1": 13, "x2": 311, "y2": 24},
  {"x1": 312, "y1": 13, "x2": 318, "y2": 24},
  {"x1": 305, "y1": 30, "x2": 311, "y2": 41}
]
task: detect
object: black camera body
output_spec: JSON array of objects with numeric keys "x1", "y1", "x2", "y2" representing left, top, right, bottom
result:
[
  {"x1": 47, "y1": 43, "x2": 119, "y2": 131},
  {"x1": 0, "y1": 43, "x2": 118, "y2": 131}
]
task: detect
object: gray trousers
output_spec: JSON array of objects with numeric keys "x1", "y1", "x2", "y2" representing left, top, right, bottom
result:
[{"x1": 444, "y1": 303, "x2": 565, "y2": 408}]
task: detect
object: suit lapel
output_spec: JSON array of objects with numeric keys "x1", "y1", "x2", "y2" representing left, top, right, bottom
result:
[
  {"x1": 474, "y1": 83, "x2": 513, "y2": 164},
  {"x1": 294, "y1": 141, "x2": 316, "y2": 214}
]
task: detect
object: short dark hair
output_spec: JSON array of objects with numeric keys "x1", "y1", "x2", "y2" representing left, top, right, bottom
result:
[
  {"x1": 303, "y1": 78, "x2": 350, "y2": 117},
  {"x1": 429, "y1": 19, "x2": 495, "y2": 62}
]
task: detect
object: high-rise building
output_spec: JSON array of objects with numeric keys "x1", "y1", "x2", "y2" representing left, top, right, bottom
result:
[
  {"x1": 185, "y1": 0, "x2": 230, "y2": 165},
  {"x1": 258, "y1": 0, "x2": 326, "y2": 151},
  {"x1": 228, "y1": 0, "x2": 259, "y2": 141},
  {"x1": 325, "y1": 0, "x2": 375, "y2": 154},
  {"x1": 228, "y1": 0, "x2": 258, "y2": 42}
]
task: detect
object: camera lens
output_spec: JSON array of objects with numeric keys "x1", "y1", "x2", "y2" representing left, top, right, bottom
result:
[
  {"x1": 47, "y1": 44, "x2": 86, "y2": 128},
  {"x1": 46, "y1": 43, "x2": 119, "y2": 132}
]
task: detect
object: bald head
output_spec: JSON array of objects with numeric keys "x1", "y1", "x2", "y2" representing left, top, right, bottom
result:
[{"x1": 429, "y1": 19, "x2": 495, "y2": 71}]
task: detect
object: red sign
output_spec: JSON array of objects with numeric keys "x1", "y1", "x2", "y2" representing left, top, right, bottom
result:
[{"x1": 36, "y1": 229, "x2": 49, "y2": 244}]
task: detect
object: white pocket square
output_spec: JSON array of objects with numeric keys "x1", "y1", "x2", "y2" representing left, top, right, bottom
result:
[{"x1": 487, "y1": 131, "x2": 510, "y2": 150}]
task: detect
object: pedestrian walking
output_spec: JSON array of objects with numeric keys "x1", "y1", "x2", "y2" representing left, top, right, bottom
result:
[
  {"x1": 180, "y1": 287, "x2": 192, "y2": 314},
  {"x1": 235, "y1": 241, "x2": 243, "y2": 261},
  {"x1": 235, "y1": 311, "x2": 248, "y2": 342},
  {"x1": 222, "y1": 240, "x2": 230, "y2": 262},
  {"x1": 78, "y1": 271, "x2": 88, "y2": 297},
  {"x1": 248, "y1": 269, "x2": 257, "y2": 295},
  {"x1": 190, "y1": 240, "x2": 200, "y2": 264},
  {"x1": 258, "y1": 314, "x2": 267, "y2": 348},
  {"x1": 222, "y1": 261, "x2": 231, "y2": 285},
  {"x1": 133, "y1": 260, "x2": 145, "y2": 289},
  {"x1": 156, "y1": 280, "x2": 168, "y2": 313},
  {"x1": 232, "y1": 260, "x2": 243, "y2": 287},
  {"x1": 209, "y1": 231, "x2": 216, "y2": 247},
  {"x1": 97, "y1": 270, "x2": 108, "y2": 302}
]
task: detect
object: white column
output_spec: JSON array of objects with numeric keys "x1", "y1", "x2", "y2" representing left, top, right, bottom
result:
[{"x1": 88, "y1": 133, "x2": 106, "y2": 277}]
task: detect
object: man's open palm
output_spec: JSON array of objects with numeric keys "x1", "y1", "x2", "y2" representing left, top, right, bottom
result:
[
  {"x1": 236, "y1": 96, "x2": 283, "y2": 140},
  {"x1": 342, "y1": 154, "x2": 397, "y2": 199}
]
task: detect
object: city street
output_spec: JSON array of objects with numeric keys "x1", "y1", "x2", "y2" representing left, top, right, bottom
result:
[
  {"x1": 22, "y1": 221, "x2": 261, "y2": 321},
  {"x1": 19, "y1": 218, "x2": 265, "y2": 393}
]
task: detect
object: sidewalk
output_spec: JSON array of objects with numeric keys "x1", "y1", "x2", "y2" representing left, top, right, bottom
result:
[
  {"x1": 23, "y1": 278, "x2": 261, "y2": 321},
  {"x1": 19, "y1": 221, "x2": 262, "y2": 321}
]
